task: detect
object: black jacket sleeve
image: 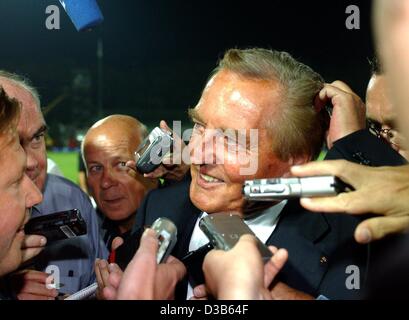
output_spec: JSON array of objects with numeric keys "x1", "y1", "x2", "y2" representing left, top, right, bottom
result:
[{"x1": 326, "y1": 129, "x2": 407, "y2": 166}]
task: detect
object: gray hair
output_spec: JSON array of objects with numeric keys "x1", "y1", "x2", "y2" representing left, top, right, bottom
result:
[
  {"x1": 0, "y1": 86, "x2": 20, "y2": 146},
  {"x1": 215, "y1": 48, "x2": 328, "y2": 161},
  {"x1": 0, "y1": 70, "x2": 41, "y2": 109}
]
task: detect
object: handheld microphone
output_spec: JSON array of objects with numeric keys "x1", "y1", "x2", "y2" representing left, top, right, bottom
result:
[
  {"x1": 112, "y1": 218, "x2": 178, "y2": 270},
  {"x1": 59, "y1": 0, "x2": 104, "y2": 31},
  {"x1": 243, "y1": 176, "x2": 353, "y2": 201}
]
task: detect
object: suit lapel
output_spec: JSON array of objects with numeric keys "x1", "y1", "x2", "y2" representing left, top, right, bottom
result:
[
  {"x1": 173, "y1": 205, "x2": 201, "y2": 259},
  {"x1": 172, "y1": 199, "x2": 201, "y2": 300},
  {"x1": 266, "y1": 200, "x2": 331, "y2": 295}
]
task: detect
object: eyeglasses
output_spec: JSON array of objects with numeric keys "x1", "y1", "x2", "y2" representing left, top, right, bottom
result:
[{"x1": 367, "y1": 119, "x2": 394, "y2": 140}]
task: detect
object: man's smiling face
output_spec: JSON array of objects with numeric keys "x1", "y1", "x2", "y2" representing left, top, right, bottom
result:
[{"x1": 189, "y1": 70, "x2": 293, "y2": 215}]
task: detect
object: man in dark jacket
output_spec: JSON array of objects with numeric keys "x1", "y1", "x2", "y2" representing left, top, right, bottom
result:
[{"x1": 126, "y1": 48, "x2": 405, "y2": 300}]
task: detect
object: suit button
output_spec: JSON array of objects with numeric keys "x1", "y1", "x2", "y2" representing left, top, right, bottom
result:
[{"x1": 320, "y1": 256, "x2": 328, "y2": 264}]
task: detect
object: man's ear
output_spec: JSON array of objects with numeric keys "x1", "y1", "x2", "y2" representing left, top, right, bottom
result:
[
  {"x1": 289, "y1": 154, "x2": 311, "y2": 166},
  {"x1": 282, "y1": 154, "x2": 311, "y2": 178}
]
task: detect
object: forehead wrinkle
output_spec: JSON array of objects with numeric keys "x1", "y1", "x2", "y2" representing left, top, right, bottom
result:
[
  {"x1": 226, "y1": 72, "x2": 281, "y2": 120},
  {"x1": 86, "y1": 133, "x2": 134, "y2": 159},
  {"x1": 93, "y1": 135, "x2": 130, "y2": 150},
  {"x1": 20, "y1": 108, "x2": 45, "y2": 129},
  {"x1": 84, "y1": 121, "x2": 141, "y2": 149},
  {"x1": 218, "y1": 88, "x2": 276, "y2": 131},
  {"x1": 220, "y1": 78, "x2": 261, "y2": 112},
  {"x1": 229, "y1": 90, "x2": 257, "y2": 110},
  {"x1": 198, "y1": 70, "x2": 283, "y2": 133},
  {"x1": 86, "y1": 117, "x2": 142, "y2": 145}
]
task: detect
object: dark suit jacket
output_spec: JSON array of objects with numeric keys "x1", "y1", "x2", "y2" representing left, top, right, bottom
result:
[
  {"x1": 327, "y1": 129, "x2": 407, "y2": 166},
  {"x1": 126, "y1": 129, "x2": 405, "y2": 300}
]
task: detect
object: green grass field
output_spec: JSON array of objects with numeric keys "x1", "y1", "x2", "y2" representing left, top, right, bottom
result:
[{"x1": 48, "y1": 151, "x2": 80, "y2": 184}]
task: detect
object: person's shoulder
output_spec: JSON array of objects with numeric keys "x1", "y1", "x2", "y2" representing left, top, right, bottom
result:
[
  {"x1": 45, "y1": 175, "x2": 100, "y2": 225},
  {"x1": 280, "y1": 199, "x2": 360, "y2": 245},
  {"x1": 46, "y1": 174, "x2": 91, "y2": 202},
  {"x1": 136, "y1": 173, "x2": 199, "y2": 228},
  {"x1": 47, "y1": 173, "x2": 83, "y2": 192},
  {"x1": 147, "y1": 174, "x2": 191, "y2": 201},
  {"x1": 327, "y1": 129, "x2": 407, "y2": 166}
]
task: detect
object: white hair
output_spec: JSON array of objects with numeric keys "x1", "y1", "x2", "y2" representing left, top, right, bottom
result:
[{"x1": 0, "y1": 70, "x2": 41, "y2": 109}]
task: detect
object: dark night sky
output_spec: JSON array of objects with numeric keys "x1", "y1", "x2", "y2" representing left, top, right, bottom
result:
[{"x1": 0, "y1": 0, "x2": 374, "y2": 142}]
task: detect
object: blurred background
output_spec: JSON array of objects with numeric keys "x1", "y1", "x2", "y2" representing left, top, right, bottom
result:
[{"x1": 0, "y1": 0, "x2": 374, "y2": 183}]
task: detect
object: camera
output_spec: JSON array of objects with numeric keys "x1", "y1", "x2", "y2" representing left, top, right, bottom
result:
[
  {"x1": 135, "y1": 127, "x2": 174, "y2": 174},
  {"x1": 243, "y1": 176, "x2": 353, "y2": 201},
  {"x1": 199, "y1": 213, "x2": 272, "y2": 262},
  {"x1": 113, "y1": 217, "x2": 178, "y2": 269},
  {"x1": 65, "y1": 217, "x2": 178, "y2": 300},
  {"x1": 24, "y1": 209, "x2": 87, "y2": 242},
  {"x1": 151, "y1": 217, "x2": 178, "y2": 263}
]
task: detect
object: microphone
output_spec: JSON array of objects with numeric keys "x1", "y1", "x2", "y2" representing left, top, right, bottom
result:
[
  {"x1": 59, "y1": 0, "x2": 104, "y2": 32},
  {"x1": 243, "y1": 176, "x2": 353, "y2": 201},
  {"x1": 112, "y1": 218, "x2": 178, "y2": 269}
]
